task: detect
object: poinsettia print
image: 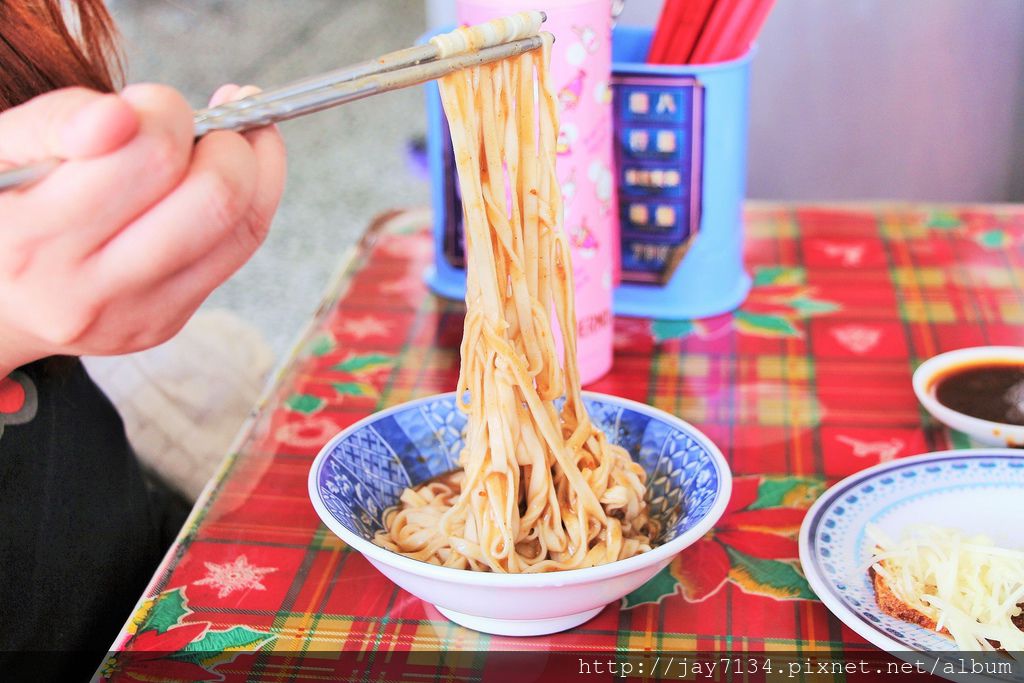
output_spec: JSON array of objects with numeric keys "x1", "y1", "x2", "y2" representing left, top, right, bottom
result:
[
  {"x1": 0, "y1": 371, "x2": 38, "y2": 441},
  {"x1": 623, "y1": 476, "x2": 825, "y2": 608},
  {"x1": 652, "y1": 267, "x2": 839, "y2": 342},
  {"x1": 924, "y1": 208, "x2": 1024, "y2": 251},
  {"x1": 100, "y1": 587, "x2": 273, "y2": 682}
]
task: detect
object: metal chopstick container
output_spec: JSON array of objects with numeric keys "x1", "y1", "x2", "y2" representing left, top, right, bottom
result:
[{"x1": 0, "y1": 12, "x2": 547, "y2": 193}]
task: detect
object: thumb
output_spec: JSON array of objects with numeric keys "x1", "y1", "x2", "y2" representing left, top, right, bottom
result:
[{"x1": 0, "y1": 87, "x2": 139, "y2": 165}]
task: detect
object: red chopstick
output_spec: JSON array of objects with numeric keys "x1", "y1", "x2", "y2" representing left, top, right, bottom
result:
[
  {"x1": 703, "y1": 0, "x2": 751, "y2": 62},
  {"x1": 672, "y1": 0, "x2": 718, "y2": 64},
  {"x1": 691, "y1": 0, "x2": 775, "y2": 63},
  {"x1": 688, "y1": 0, "x2": 739, "y2": 64},
  {"x1": 727, "y1": 0, "x2": 775, "y2": 60},
  {"x1": 648, "y1": 0, "x2": 719, "y2": 65},
  {"x1": 647, "y1": 0, "x2": 685, "y2": 63}
]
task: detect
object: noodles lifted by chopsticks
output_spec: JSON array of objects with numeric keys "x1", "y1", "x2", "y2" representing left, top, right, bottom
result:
[{"x1": 374, "y1": 15, "x2": 658, "y2": 573}]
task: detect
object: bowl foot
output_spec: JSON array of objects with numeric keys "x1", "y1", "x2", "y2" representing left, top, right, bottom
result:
[{"x1": 435, "y1": 605, "x2": 604, "y2": 636}]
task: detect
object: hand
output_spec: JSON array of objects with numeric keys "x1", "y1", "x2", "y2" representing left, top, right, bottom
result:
[{"x1": 0, "y1": 84, "x2": 286, "y2": 377}]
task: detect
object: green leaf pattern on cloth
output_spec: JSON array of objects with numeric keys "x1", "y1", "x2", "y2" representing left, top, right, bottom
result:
[
  {"x1": 923, "y1": 209, "x2": 1022, "y2": 251},
  {"x1": 102, "y1": 587, "x2": 274, "y2": 682},
  {"x1": 306, "y1": 333, "x2": 337, "y2": 358},
  {"x1": 137, "y1": 588, "x2": 189, "y2": 635},
  {"x1": 926, "y1": 211, "x2": 962, "y2": 230},
  {"x1": 623, "y1": 476, "x2": 824, "y2": 608},
  {"x1": 650, "y1": 319, "x2": 702, "y2": 343},
  {"x1": 651, "y1": 267, "x2": 839, "y2": 341},
  {"x1": 725, "y1": 547, "x2": 817, "y2": 601},
  {"x1": 976, "y1": 229, "x2": 1009, "y2": 250},
  {"x1": 284, "y1": 394, "x2": 325, "y2": 415},
  {"x1": 734, "y1": 311, "x2": 802, "y2": 338},
  {"x1": 747, "y1": 477, "x2": 823, "y2": 510},
  {"x1": 752, "y1": 266, "x2": 805, "y2": 287},
  {"x1": 331, "y1": 381, "x2": 379, "y2": 398},
  {"x1": 786, "y1": 297, "x2": 840, "y2": 315},
  {"x1": 332, "y1": 353, "x2": 394, "y2": 374},
  {"x1": 620, "y1": 565, "x2": 679, "y2": 608}
]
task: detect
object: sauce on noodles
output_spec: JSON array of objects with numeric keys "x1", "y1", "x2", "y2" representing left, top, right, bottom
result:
[{"x1": 374, "y1": 13, "x2": 657, "y2": 573}]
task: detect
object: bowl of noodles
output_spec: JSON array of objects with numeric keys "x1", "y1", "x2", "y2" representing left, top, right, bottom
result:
[
  {"x1": 309, "y1": 13, "x2": 730, "y2": 636},
  {"x1": 308, "y1": 391, "x2": 730, "y2": 636}
]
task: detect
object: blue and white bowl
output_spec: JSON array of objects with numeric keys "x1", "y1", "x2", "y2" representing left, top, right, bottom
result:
[{"x1": 308, "y1": 391, "x2": 731, "y2": 636}]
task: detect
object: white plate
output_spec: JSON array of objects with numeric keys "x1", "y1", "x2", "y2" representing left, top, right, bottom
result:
[
  {"x1": 913, "y1": 346, "x2": 1024, "y2": 447},
  {"x1": 799, "y1": 449, "x2": 1024, "y2": 658}
]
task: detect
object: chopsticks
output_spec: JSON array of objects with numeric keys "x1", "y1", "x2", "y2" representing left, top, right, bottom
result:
[
  {"x1": 647, "y1": 0, "x2": 715, "y2": 65},
  {"x1": 647, "y1": 0, "x2": 775, "y2": 65},
  {"x1": 192, "y1": 33, "x2": 545, "y2": 135},
  {"x1": 0, "y1": 12, "x2": 547, "y2": 193}
]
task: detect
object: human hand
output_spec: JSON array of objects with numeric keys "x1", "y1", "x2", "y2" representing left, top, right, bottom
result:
[{"x1": 0, "y1": 84, "x2": 286, "y2": 377}]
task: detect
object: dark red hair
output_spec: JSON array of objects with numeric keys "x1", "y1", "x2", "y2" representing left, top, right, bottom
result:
[{"x1": 0, "y1": 0, "x2": 122, "y2": 110}]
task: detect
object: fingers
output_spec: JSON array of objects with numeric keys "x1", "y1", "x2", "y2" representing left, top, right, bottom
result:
[
  {"x1": 208, "y1": 83, "x2": 248, "y2": 107},
  {"x1": 2, "y1": 84, "x2": 195, "y2": 249},
  {"x1": 92, "y1": 81, "x2": 286, "y2": 294},
  {"x1": 208, "y1": 84, "x2": 288, "y2": 231},
  {"x1": 88, "y1": 223, "x2": 259, "y2": 355},
  {"x1": 239, "y1": 117, "x2": 287, "y2": 241},
  {"x1": 60, "y1": 94, "x2": 141, "y2": 159},
  {"x1": 0, "y1": 81, "x2": 287, "y2": 362},
  {"x1": 92, "y1": 127, "x2": 260, "y2": 291},
  {"x1": 0, "y1": 87, "x2": 139, "y2": 164},
  {"x1": 70, "y1": 173, "x2": 269, "y2": 355},
  {"x1": 245, "y1": 123, "x2": 287, "y2": 239}
]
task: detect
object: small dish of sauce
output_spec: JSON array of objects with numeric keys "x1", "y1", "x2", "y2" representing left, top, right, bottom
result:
[
  {"x1": 933, "y1": 363, "x2": 1024, "y2": 426},
  {"x1": 913, "y1": 347, "x2": 1024, "y2": 447}
]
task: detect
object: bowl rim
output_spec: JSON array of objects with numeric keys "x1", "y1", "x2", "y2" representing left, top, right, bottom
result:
[
  {"x1": 912, "y1": 346, "x2": 1024, "y2": 439},
  {"x1": 307, "y1": 390, "x2": 732, "y2": 587}
]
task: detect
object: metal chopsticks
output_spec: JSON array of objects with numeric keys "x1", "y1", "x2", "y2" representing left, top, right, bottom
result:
[
  {"x1": 0, "y1": 27, "x2": 546, "y2": 193},
  {"x1": 193, "y1": 33, "x2": 544, "y2": 136}
]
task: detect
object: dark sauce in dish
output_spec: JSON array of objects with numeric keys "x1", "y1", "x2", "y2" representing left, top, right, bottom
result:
[{"x1": 933, "y1": 363, "x2": 1024, "y2": 425}]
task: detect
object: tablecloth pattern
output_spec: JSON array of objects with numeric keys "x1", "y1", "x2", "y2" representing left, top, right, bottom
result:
[{"x1": 103, "y1": 204, "x2": 1024, "y2": 681}]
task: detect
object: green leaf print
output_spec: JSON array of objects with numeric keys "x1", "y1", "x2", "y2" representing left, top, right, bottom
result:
[
  {"x1": 285, "y1": 394, "x2": 325, "y2": 415},
  {"x1": 651, "y1": 319, "x2": 699, "y2": 342},
  {"x1": 332, "y1": 353, "x2": 394, "y2": 374},
  {"x1": 621, "y1": 565, "x2": 679, "y2": 608},
  {"x1": 139, "y1": 588, "x2": 189, "y2": 634},
  {"x1": 734, "y1": 311, "x2": 801, "y2": 338},
  {"x1": 753, "y1": 266, "x2": 805, "y2": 287},
  {"x1": 748, "y1": 478, "x2": 825, "y2": 511},
  {"x1": 725, "y1": 547, "x2": 816, "y2": 600},
  {"x1": 307, "y1": 334, "x2": 336, "y2": 358},
  {"x1": 331, "y1": 381, "x2": 379, "y2": 398}
]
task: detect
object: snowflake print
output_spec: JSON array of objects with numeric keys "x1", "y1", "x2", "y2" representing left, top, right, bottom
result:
[
  {"x1": 338, "y1": 315, "x2": 392, "y2": 340},
  {"x1": 193, "y1": 555, "x2": 277, "y2": 599},
  {"x1": 830, "y1": 324, "x2": 882, "y2": 354},
  {"x1": 378, "y1": 275, "x2": 422, "y2": 295},
  {"x1": 836, "y1": 435, "x2": 905, "y2": 462}
]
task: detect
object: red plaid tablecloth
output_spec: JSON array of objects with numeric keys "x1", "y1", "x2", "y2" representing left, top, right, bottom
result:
[{"x1": 103, "y1": 204, "x2": 1024, "y2": 681}]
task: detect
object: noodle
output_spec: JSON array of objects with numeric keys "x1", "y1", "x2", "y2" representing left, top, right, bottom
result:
[{"x1": 374, "y1": 15, "x2": 657, "y2": 573}]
